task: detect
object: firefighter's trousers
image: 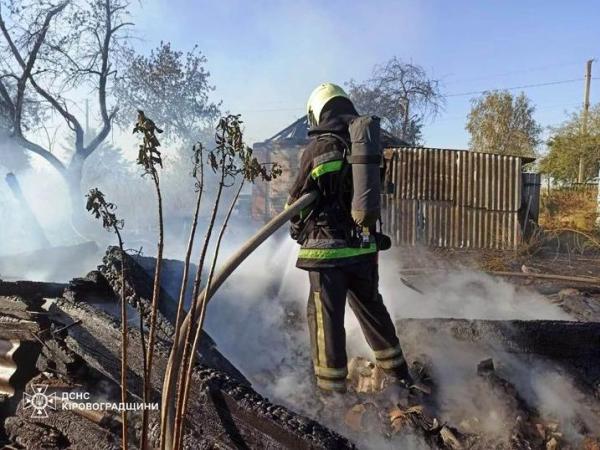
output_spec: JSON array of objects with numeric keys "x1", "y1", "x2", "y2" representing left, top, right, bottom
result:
[{"x1": 306, "y1": 259, "x2": 407, "y2": 392}]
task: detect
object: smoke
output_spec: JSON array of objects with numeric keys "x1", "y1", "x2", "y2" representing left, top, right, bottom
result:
[
  {"x1": 1, "y1": 148, "x2": 594, "y2": 447},
  {"x1": 202, "y1": 233, "x2": 594, "y2": 448},
  {"x1": 0, "y1": 138, "x2": 248, "y2": 282},
  {"x1": 0, "y1": 161, "x2": 103, "y2": 281},
  {"x1": 506, "y1": 357, "x2": 599, "y2": 441},
  {"x1": 205, "y1": 233, "x2": 310, "y2": 376},
  {"x1": 0, "y1": 166, "x2": 70, "y2": 252},
  {"x1": 379, "y1": 247, "x2": 571, "y2": 320}
]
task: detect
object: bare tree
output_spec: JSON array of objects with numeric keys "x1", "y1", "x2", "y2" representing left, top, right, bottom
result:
[
  {"x1": 85, "y1": 187, "x2": 129, "y2": 450},
  {"x1": 170, "y1": 117, "x2": 236, "y2": 449},
  {"x1": 159, "y1": 142, "x2": 205, "y2": 447},
  {"x1": 347, "y1": 57, "x2": 444, "y2": 145},
  {"x1": 159, "y1": 115, "x2": 280, "y2": 450},
  {"x1": 0, "y1": 0, "x2": 131, "y2": 224}
]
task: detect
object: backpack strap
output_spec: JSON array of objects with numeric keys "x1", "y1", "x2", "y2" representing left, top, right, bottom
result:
[
  {"x1": 318, "y1": 133, "x2": 380, "y2": 164},
  {"x1": 347, "y1": 154, "x2": 382, "y2": 164},
  {"x1": 316, "y1": 132, "x2": 350, "y2": 158},
  {"x1": 314, "y1": 133, "x2": 358, "y2": 242}
]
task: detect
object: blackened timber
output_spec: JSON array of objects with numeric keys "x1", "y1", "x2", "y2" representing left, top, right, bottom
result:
[
  {"x1": 98, "y1": 247, "x2": 177, "y2": 339},
  {"x1": 0, "y1": 280, "x2": 66, "y2": 301},
  {"x1": 396, "y1": 318, "x2": 600, "y2": 395},
  {"x1": 396, "y1": 318, "x2": 600, "y2": 359},
  {"x1": 52, "y1": 297, "x2": 352, "y2": 449}
]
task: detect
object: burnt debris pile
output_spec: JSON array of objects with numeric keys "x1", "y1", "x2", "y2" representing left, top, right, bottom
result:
[
  {"x1": 2, "y1": 245, "x2": 600, "y2": 449},
  {"x1": 319, "y1": 319, "x2": 600, "y2": 449},
  {"x1": 0, "y1": 247, "x2": 352, "y2": 450}
]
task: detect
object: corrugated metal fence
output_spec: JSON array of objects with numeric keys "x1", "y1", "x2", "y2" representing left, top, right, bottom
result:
[{"x1": 382, "y1": 147, "x2": 526, "y2": 249}]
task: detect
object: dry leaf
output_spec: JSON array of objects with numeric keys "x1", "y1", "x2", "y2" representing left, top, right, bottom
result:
[
  {"x1": 345, "y1": 404, "x2": 367, "y2": 432},
  {"x1": 440, "y1": 425, "x2": 463, "y2": 450}
]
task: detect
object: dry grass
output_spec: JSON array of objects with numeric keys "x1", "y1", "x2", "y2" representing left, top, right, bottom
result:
[
  {"x1": 478, "y1": 252, "x2": 512, "y2": 271},
  {"x1": 540, "y1": 188, "x2": 597, "y2": 232},
  {"x1": 538, "y1": 187, "x2": 600, "y2": 256}
]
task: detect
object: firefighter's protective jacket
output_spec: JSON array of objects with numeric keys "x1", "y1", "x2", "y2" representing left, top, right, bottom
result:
[
  {"x1": 287, "y1": 99, "x2": 378, "y2": 270},
  {"x1": 289, "y1": 95, "x2": 409, "y2": 392}
]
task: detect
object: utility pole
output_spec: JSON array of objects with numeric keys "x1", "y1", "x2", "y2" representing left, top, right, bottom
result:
[
  {"x1": 578, "y1": 59, "x2": 593, "y2": 183},
  {"x1": 596, "y1": 166, "x2": 600, "y2": 228}
]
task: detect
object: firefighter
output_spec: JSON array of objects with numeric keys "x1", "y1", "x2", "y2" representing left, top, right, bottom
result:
[{"x1": 287, "y1": 83, "x2": 412, "y2": 396}]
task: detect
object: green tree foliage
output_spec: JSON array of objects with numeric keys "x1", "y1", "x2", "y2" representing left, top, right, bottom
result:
[
  {"x1": 466, "y1": 91, "x2": 541, "y2": 157},
  {"x1": 347, "y1": 57, "x2": 444, "y2": 145},
  {"x1": 115, "y1": 42, "x2": 220, "y2": 146},
  {"x1": 539, "y1": 105, "x2": 600, "y2": 183},
  {"x1": 115, "y1": 42, "x2": 222, "y2": 220}
]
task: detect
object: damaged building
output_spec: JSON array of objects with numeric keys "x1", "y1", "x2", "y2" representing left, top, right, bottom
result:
[{"x1": 1, "y1": 117, "x2": 598, "y2": 450}]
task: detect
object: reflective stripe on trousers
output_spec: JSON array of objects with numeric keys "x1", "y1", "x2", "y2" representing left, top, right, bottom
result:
[
  {"x1": 306, "y1": 261, "x2": 406, "y2": 392},
  {"x1": 373, "y1": 344, "x2": 407, "y2": 370},
  {"x1": 309, "y1": 290, "x2": 348, "y2": 392}
]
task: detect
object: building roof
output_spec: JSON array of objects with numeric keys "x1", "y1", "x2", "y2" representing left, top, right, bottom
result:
[
  {"x1": 265, "y1": 116, "x2": 309, "y2": 142},
  {"x1": 256, "y1": 116, "x2": 536, "y2": 163},
  {"x1": 258, "y1": 115, "x2": 408, "y2": 147},
  {"x1": 387, "y1": 146, "x2": 536, "y2": 164}
]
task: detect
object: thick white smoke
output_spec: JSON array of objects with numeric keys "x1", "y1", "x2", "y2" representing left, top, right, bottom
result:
[
  {"x1": 0, "y1": 146, "x2": 241, "y2": 282},
  {"x1": 203, "y1": 233, "x2": 592, "y2": 448},
  {"x1": 2, "y1": 156, "x2": 593, "y2": 448},
  {"x1": 206, "y1": 235, "x2": 570, "y2": 374},
  {"x1": 0, "y1": 166, "x2": 73, "y2": 253}
]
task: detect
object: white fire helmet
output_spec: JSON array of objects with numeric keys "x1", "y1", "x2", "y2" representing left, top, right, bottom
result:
[{"x1": 306, "y1": 83, "x2": 351, "y2": 127}]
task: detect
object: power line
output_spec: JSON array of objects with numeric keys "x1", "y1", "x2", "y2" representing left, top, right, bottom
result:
[
  {"x1": 446, "y1": 78, "x2": 583, "y2": 97},
  {"x1": 442, "y1": 60, "x2": 583, "y2": 85},
  {"x1": 235, "y1": 77, "x2": 594, "y2": 113}
]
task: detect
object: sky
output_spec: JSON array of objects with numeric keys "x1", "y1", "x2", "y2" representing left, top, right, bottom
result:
[{"x1": 107, "y1": 0, "x2": 599, "y2": 149}]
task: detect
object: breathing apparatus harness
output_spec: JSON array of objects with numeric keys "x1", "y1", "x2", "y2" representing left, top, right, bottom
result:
[{"x1": 297, "y1": 127, "x2": 391, "y2": 252}]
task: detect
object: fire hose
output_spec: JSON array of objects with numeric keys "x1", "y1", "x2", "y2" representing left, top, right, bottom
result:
[{"x1": 161, "y1": 191, "x2": 318, "y2": 449}]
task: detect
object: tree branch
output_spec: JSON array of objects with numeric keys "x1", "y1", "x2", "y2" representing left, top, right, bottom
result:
[
  {"x1": 82, "y1": 0, "x2": 118, "y2": 160},
  {"x1": 12, "y1": 133, "x2": 67, "y2": 175},
  {"x1": 84, "y1": 107, "x2": 118, "y2": 158},
  {"x1": 30, "y1": 76, "x2": 85, "y2": 151},
  {"x1": 2, "y1": 3, "x2": 67, "y2": 132},
  {"x1": 0, "y1": 78, "x2": 15, "y2": 114},
  {"x1": 0, "y1": 1, "x2": 85, "y2": 156}
]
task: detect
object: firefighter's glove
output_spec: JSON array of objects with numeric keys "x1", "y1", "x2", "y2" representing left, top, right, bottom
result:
[
  {"x1": 290, "y1": 214, "x2": 310, "y2": 244},
  {"x1": 290, "y1": 221, "x2": 303, "y2": 241},
  {"x1": 375, "y1": 232, "x2": 392, "y2": 251}
]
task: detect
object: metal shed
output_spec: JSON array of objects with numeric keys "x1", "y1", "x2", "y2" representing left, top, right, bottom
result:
[
  {"x1": 251, "y1": 117, "x2": 540, "y2": 250},
  {"x1": 382, "y1": 147, "x2": 539, "y2": 250}
]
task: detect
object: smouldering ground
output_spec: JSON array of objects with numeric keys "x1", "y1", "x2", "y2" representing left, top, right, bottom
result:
[{"x1": 206, "y1": 241, "x2": 600, "y2": 449}]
